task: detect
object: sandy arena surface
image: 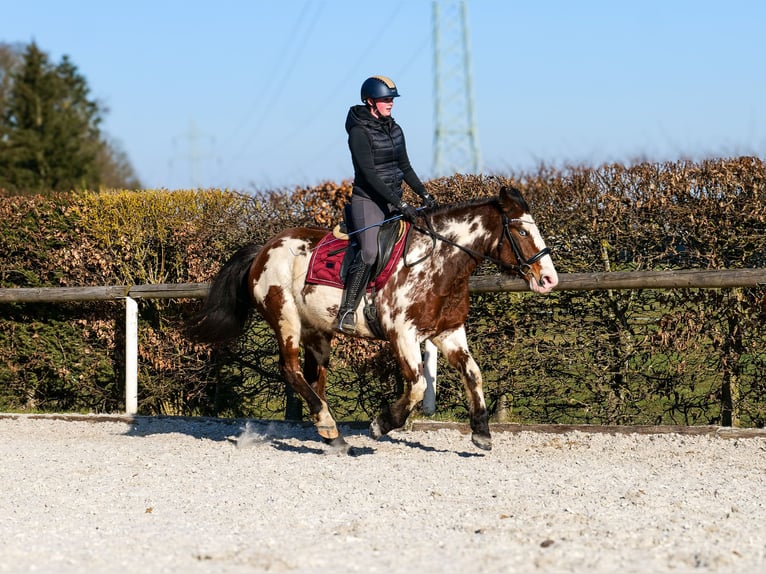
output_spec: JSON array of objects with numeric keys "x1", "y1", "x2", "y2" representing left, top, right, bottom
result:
[{"x1": 0, "y1": 415, "x2": 764, "y2": 574}]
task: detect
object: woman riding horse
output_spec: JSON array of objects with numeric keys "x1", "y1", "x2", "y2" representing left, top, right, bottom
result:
[{"x1": 338, "y1": 75, "x2": 436, "y2": 334}]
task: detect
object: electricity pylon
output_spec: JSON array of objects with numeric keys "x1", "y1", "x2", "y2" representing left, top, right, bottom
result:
[
  {"x1": 432, "y1": 0, "x2": 481, "y2": 177},
  {"x1": 170, "y1": 119, "x2": 217, "y2": 189}
]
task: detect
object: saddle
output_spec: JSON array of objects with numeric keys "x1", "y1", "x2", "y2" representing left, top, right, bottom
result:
[
  {"x1": 305, "y1": 218, "x2": 408, "y2": 291},
  {"x1": 334, "y1": 217, "x2": 406, "y2": 282},
  {"x1": 306, "y1": 217, "x2": 408, "y2": 339}
]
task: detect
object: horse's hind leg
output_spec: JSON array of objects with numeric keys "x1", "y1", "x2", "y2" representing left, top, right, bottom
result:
[
  {"x1": 433, "y1": 328, "x2": 492, "y2": 451},
  {"x1": 301, "y1": 330, "x2": 348, "y2": 450},
  {"x1": 302, "y1": 329, "x2": 331, "y2": 400},
  {"x1": 273, "y1": 325, "x2": 343, "y2": 447}
]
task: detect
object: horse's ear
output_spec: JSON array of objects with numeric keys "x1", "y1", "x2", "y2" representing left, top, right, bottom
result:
[{"x1": 499, "y1": 186, "x2": 528, "y2": 215}]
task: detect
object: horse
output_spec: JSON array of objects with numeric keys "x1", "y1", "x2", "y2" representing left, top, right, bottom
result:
[{"x1": 192, "y1": 185, "x2": 558, "y2": 452}]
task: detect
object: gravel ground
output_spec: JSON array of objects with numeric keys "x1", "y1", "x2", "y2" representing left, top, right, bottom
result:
[{"x1": 0, "y1": 415, "x2": 764, "y2": 574}]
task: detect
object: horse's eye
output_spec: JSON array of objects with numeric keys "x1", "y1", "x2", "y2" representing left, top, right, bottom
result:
[{"x1": 517, "y1": 229, "x2": 528, "y2": 237}]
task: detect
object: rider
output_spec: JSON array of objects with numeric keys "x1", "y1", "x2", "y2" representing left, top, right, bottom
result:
[{"x1": 337, "y1": 75, "x2": 436, "y2": 334}]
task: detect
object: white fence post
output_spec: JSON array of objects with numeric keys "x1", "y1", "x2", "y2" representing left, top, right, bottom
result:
[
  {"x1": 125, "y1": 296, "x2": 138, "y2": 415},
  {"x1": 422, "y1": 340, "x2": 438, "y2": 416}
]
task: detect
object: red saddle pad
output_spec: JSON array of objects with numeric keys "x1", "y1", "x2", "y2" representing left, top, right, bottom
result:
[{"x1": 306, "y1": 230, "x2": 407, "y2": 290}]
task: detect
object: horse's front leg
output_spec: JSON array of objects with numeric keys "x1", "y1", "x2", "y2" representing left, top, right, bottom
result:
[
  {"x1": 370, "y1": 332, "x2": 428, "y2": 440},
  {"x1": 433, "y1": 327, "x2": 491, "y2": 451}
]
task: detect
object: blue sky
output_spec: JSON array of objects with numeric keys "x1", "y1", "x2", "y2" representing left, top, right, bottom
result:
[{"x1": 2, "y1": 1, "x2": 764, "y2": 191}]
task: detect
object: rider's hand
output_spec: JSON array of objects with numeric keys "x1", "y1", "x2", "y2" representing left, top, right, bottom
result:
[
  {"x1": 420, "y1": 192, "x2": 437, "y2": 209},
  {"x1": 398, "y1": 202, "x2": 418, "y2": 222}
]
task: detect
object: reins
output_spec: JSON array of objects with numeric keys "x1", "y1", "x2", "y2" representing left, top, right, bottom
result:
[
  {"x1": 303, "y1": 204, "x2": 551, "y2": 280},
  {"x1": 405, "y1": 210, "x2": 551, "y2": 279}
]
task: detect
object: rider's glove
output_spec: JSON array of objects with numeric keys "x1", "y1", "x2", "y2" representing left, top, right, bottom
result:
[
  {"x1": 420, "y1": 192, "x2": 437, "y2": 209},
  {"x1": 398, "y1": 202, "x2": 418, "y2": 222}
]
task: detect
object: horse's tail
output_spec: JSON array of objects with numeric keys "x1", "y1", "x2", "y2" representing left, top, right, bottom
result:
[{"x1": 191, "y1": 243, "x2": 262, "y2": 343}]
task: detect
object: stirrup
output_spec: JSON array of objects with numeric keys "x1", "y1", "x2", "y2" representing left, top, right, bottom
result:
[{"x1": 337, "y1": 310, "x2": 357, "y2": 334}]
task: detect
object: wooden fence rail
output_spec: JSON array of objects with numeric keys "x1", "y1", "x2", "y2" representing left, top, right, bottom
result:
[
  {"x1": 1, "y1": 269, "x2": 764, "y2": 415},
  {"x1": 0, "y1": 283, "x2": 209, "y2": 303},
  {"x1": 1, "y1": 268, "x2": 765, "y2": 304},
  {"x1": 471, "y1": 268, "x2": 766, "y2": 292}
]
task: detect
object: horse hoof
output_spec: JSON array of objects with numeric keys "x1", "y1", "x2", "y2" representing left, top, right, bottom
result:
[
  {"x1": 471, "y1": 433, "x2": 492, "y2": 451},
  {"x1": 369, "y1": 418, "x2": 383, "y2": 440},
  {"x1": 313, "y1": 412, "x2": 339, "y2": 441}
]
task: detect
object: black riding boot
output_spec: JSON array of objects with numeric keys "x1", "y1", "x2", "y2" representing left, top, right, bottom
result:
[{"x1": 337, "y1": 261, "x2": 372, "y2": 334}]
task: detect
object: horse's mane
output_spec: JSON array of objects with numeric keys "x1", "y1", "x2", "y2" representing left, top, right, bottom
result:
[
  {"x1": 423, "y1": 195, "x2": 499, "y2": 218},
  {"x1": 423, "y1": 188, "x2": 530, "y2": 219}
]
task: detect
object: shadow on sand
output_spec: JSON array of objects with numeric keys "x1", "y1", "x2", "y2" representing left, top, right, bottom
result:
[{"x1": 120, "y1": 415, "x2": 483, "y2": 457}]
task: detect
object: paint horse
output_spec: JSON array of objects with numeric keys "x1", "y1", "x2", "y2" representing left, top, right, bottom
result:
[{"x1": 193, "y1": 186, "x2": 558, "y2": 451}]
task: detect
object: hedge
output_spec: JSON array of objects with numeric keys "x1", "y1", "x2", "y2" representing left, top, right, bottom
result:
[{"x1": 0, "y1": 159, "x2": 764, "y2": 426}]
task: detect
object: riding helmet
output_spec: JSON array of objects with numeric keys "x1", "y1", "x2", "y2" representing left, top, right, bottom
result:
[{"x1": 360, "y1": 76, "x2": 400, "y2": 102}]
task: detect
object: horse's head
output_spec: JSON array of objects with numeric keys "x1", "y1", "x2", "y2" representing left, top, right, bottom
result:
[{"x1": 496, "y1": 186, "x2": 559, "y2": 294}]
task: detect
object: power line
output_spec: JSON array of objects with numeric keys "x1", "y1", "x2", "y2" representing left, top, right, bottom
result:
[
  {"x1": 297, "y1": 31, "x2": 431, "y2": 174},
  {"x1": 232, "y1": 1, "x2": 325, "y2": 161},
  {"x1": 219, "y1": 1, "x2": 322, "y2": 160},
  {"x1": 241, "y1": 2, "x2": 409, "y2": 167},
  {"x1": 214, "y1": 1, "x2": 419, "y2": 187}
]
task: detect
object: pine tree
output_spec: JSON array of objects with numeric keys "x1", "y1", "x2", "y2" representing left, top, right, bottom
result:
[{"x1": 0, "y1": 43, "x2": 117, "y2": 193}]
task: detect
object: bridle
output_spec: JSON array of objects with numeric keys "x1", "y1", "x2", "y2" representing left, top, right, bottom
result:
[
  {"x1": 405, "y1": 213, "x2": 551, "y2": 280},
  {"x1": 497, "y1": 214, "x2": 552, "y2": 278}
]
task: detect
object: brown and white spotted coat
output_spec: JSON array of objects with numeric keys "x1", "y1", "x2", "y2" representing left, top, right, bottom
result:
[{"x1": 195, "y1": 186, "x2": 558, "y2": 452}]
